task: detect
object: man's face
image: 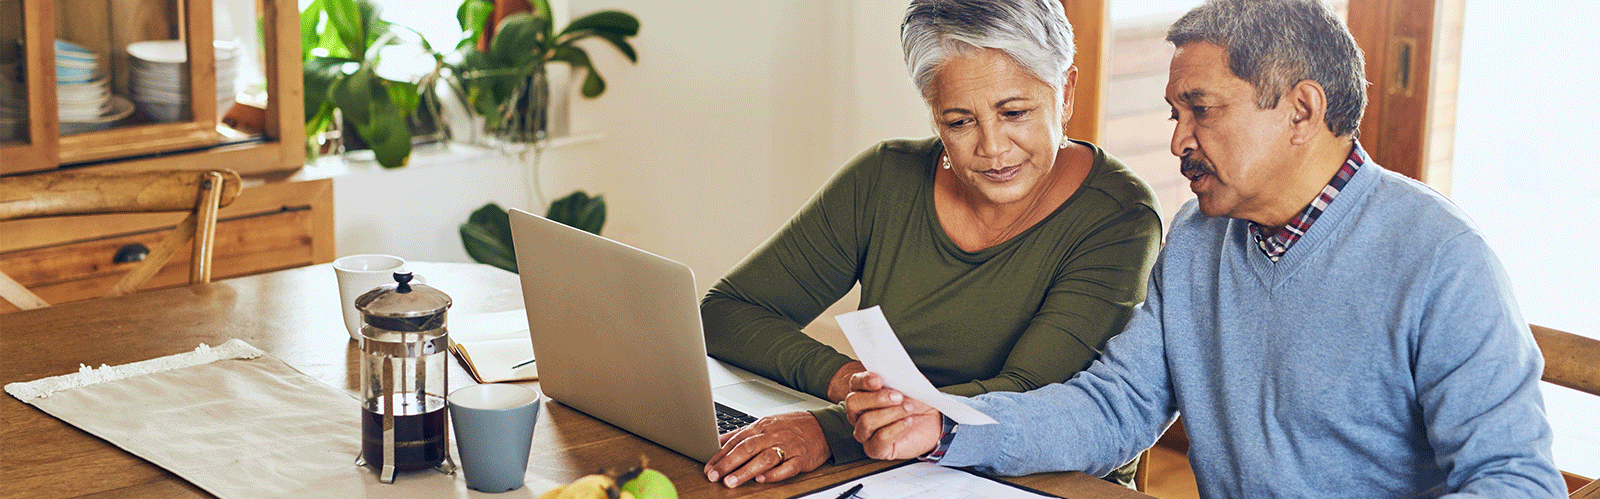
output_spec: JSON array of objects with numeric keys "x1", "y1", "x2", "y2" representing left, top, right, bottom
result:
[{"x1": 1165, "y1": 42, "x2": 1296, "y2": 222}]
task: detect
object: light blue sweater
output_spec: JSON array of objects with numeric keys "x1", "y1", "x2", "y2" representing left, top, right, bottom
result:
[{"x1": 937, "y1": 161, "x2": 1565, "y2": 498}]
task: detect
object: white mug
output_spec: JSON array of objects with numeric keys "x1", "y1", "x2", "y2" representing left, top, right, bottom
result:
[{"x1": 332, "y1": 254, "x2": 407, "y2": 340}]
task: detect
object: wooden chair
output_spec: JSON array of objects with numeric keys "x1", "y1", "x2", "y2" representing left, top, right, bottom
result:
[
  {"x1": 1530, "y1": 324, "x2": 1600, "y2": 497},
  {"x1": 0, "y1": 169, "x2": 242, "y2": 310}
]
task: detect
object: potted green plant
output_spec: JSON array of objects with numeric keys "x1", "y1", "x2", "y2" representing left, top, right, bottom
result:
[
  {"x1": 301, "y1": 0, "x2": 447, "y2": 168},
  {"x1": 451, "y1": 0, "x2": 639, "y2": 143},
  {"x1": 454, "y1": 0, "x2": 639, "y2": 273}
]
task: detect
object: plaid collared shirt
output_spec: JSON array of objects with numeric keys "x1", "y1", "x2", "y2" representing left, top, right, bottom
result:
[
  {"x1": 920, "y1": 415, "x2": 960, "y2": 463},
  {"x1": 1250, "y1": 143, "x2": 1367, "y2": 262}
]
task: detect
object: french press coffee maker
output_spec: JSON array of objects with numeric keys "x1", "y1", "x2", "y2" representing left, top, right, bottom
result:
[{"x1": 353, "y1": 272, "x2": 456, "y2": 483}]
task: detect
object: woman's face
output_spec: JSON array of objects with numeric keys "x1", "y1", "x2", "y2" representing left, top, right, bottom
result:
[{"x1": 930, "y1": 48, "x2": 1072, "y2": 206}]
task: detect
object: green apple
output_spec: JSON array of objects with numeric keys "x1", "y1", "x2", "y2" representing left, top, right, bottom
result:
[{"x1": 619, "y1": 468, "x2": 677, "y2": 499}]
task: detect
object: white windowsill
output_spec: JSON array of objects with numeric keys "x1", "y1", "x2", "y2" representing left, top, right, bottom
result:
[{"x1": 303, "y1": 132, "x2": 605, "y2": 177}]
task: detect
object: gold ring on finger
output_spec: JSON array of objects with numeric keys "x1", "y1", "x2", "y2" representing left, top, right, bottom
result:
[{"x1": 771, "y1": 445, "x2": 787, "y2": 462}]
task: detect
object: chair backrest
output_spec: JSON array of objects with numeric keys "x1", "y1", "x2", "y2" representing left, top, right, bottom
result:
[
  {"x1": 0, "y1": 169, "x2": 242, "y2": 311},
  {"x1": 1530, "y1": 324, "x2": 1600, "y2": 497}
]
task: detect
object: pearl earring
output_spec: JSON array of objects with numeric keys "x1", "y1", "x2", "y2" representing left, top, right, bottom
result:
[
  {"x1": 942, "y1": 154, "x2": 951, "y2": 170},
  {"x1": 1059, "y1": 130, "x2": 1070, "y2": 149}
]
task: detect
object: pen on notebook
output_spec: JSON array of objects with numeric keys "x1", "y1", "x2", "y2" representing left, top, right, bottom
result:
[
  {"x1": 834, "y1": 483, "x2": 863, "y2": 499},
  {"x1": 511, "y1": 358, "x2": 536, "y2": 369}
]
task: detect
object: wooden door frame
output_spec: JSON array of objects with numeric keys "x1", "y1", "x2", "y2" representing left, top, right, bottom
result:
[
  {"x1": 0, "y1": 0, "x2": 58, "y2": 175},
  {"x1": 1348, "y1": 0, "x2": 1465, "y2": 189},
  {"x1": 1063, "y1": 0, "x2": 1109, "y2": 146}
]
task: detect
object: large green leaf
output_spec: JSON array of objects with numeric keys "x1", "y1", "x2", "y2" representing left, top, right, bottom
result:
[
  {"x1": 559, "y1": 11, "x2": 639, "y2": 38},
  {"x1": 305, "y1": 101, "x2": 335, "y2": 138},
  {"x1": 546, "y1": 191, "x2": 606, "y2": 235},
  {"x1": 329, "y1": 66, "x2": 373, "y2": 126},
  {"x1": 362, "y1": 78, "x2": 414, "y2": 168},
  {"x1": 358, "y1": 112, "x2": 412, "y2": 167},
  {"x1": 528, "y1": 0, "x2": 555, "y2": 40},
  {"x1": 301, "y1": 0, "x2": 359, "y2": 60},
  {"x1": 456, "y1": 0, "x2": 493, "y2": 50},
  {"x1": 322, "y1": 0, "x2": 366, "y2": 58},
  {"x1": 302, "y1": 57, "x2": 347, "y2": 123},
  {"x1": 300, "y1": 0, "x2": 326, "y2": 59},
  {"x1": 355, "y1": 0, "x2": 392, "y2": 51},
  {"x1": 548, "y1": 46, "x2": 605, "y2": 98},
  {"x1": 386, "y1": 79, "x2": 421, "y2": 117},
  {"x1": 460, "y1": 203, "x2": 518, "y2": 273},
  {"x1": 490, "y1": 13, "x2": 548, "y2": 68},
  {"x1": 585, "y1": 31, "x2": 637, "y2": 63}
]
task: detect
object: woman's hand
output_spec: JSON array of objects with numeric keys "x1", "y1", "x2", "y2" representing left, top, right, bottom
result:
[
  {"x1": 703, "y1": 411, "x2": 831, "y2": 487},
  {"x1": 827, "y1": 361, "x2": 867, "y2": 402},
  {"x1": 843, "y1": 372, "x2": 944, "y2": 460}
]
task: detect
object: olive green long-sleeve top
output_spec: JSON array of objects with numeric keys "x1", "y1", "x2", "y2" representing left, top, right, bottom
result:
[{"x1": 702, "y1": 137, "x2": 1162, "y2": 466}]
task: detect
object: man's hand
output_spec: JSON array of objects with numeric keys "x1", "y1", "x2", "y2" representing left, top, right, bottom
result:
[
  {"x1": 843, "y1": 371, "x2": 943, "y2": 460},
  {"x1": 703, "y1": 411, "x2": 831, "y2": 488},
  {"x1": 827, "y1": 361, "x2": 867, "y2": 402}
]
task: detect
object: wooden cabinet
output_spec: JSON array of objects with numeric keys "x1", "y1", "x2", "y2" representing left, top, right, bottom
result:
[{"x1": 0, "y1": 0, "x2": 331, "y2": 312}]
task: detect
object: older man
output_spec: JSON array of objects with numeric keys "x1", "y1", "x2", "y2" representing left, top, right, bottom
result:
[{"x1": 842, "y1": 0, "x2": 1566, "y2": 497}]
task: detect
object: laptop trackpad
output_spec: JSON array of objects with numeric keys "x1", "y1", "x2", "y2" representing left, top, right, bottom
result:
[{"x1": 714, "y1": 381, "x2": 806, "y2": 414}]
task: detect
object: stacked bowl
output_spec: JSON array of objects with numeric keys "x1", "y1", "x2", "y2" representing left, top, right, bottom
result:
[
  {"x1": 56, "y1": 39, "x2": 133, "y2": 134},
  {"x1": 126, "y1": 40, "x2": 238, "y2": 123}
]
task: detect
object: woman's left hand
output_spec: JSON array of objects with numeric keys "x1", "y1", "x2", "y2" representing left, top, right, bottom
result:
[{"x1": 703, "y1": 411, "x2": 831, "y2": 487}]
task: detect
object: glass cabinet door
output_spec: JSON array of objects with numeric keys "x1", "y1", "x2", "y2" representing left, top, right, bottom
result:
[
  {"x1": 1, "y1": 0, "x2": 295, "y2": 171},
  {"x1": 54, "y1": 0, "x2": 225, "y2": 164}
]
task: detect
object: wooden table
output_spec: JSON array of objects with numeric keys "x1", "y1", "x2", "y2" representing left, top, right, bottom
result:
[{"x1": 1, "y1": 262, "x2": 1152, "y2": 499}]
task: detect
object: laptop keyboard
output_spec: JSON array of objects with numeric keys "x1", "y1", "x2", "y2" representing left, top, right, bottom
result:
[{"x1": 714, "y1": 402, "x2": 758, "y2": 433}]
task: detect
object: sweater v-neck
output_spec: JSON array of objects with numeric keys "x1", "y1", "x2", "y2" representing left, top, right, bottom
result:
[{"x1": 1241, "y1": 160, "x2": 1383, "y2": 288}]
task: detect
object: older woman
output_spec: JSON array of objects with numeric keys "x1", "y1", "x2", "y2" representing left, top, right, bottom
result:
[{"x1": 700, "y1": 0, "x2": 1161, "y2": 488}]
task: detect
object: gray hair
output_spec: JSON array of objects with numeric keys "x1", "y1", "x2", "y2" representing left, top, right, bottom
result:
[
  {"x1": 901, "y1": 0, "x2": 1076, "y2": 103},
  {"x1": 1167, "y1": 0, "x2": 1367, "y2": 137}
]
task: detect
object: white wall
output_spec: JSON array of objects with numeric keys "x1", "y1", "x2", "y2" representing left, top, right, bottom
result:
[{"x1": 316, "y1": 144, "x2": 527, "y2": 265}]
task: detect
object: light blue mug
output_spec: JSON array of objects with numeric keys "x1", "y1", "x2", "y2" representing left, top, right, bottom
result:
[{"x1": 449, "y1": 384, "x2": 541, "y2": 493}]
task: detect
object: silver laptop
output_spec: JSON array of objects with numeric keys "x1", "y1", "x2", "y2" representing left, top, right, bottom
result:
[{"x1": 507, "y1": 209, "x2": 832, "y2": 462}]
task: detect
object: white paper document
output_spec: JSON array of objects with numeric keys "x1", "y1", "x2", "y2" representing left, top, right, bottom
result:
[
  {"x1": 835, "y1": 306, "x2": 997, "y2": 425},
  {"x1": 794, "y1": 462, "x2": 1053, "y2": 499}
]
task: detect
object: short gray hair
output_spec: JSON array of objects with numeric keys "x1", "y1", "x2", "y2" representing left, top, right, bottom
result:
[
  {"x1": 1167, "y1": 0, "x2": 1367, "y2": 137},
  {"x1": 901, "y1": 0, "x2": 1076, "y2": 102}
]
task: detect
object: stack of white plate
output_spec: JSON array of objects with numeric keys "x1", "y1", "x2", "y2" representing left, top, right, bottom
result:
[
  {"x1": 57, "y1": 39, "x2": 133, "y2": 134},
  {"x1": 126, "y1": 40, "x2": 238, "y2": 123}
]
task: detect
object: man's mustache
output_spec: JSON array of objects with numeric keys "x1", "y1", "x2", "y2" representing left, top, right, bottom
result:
[{"x1": 1180, "y1": 155, "x2": 1215, "y2": 179}]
